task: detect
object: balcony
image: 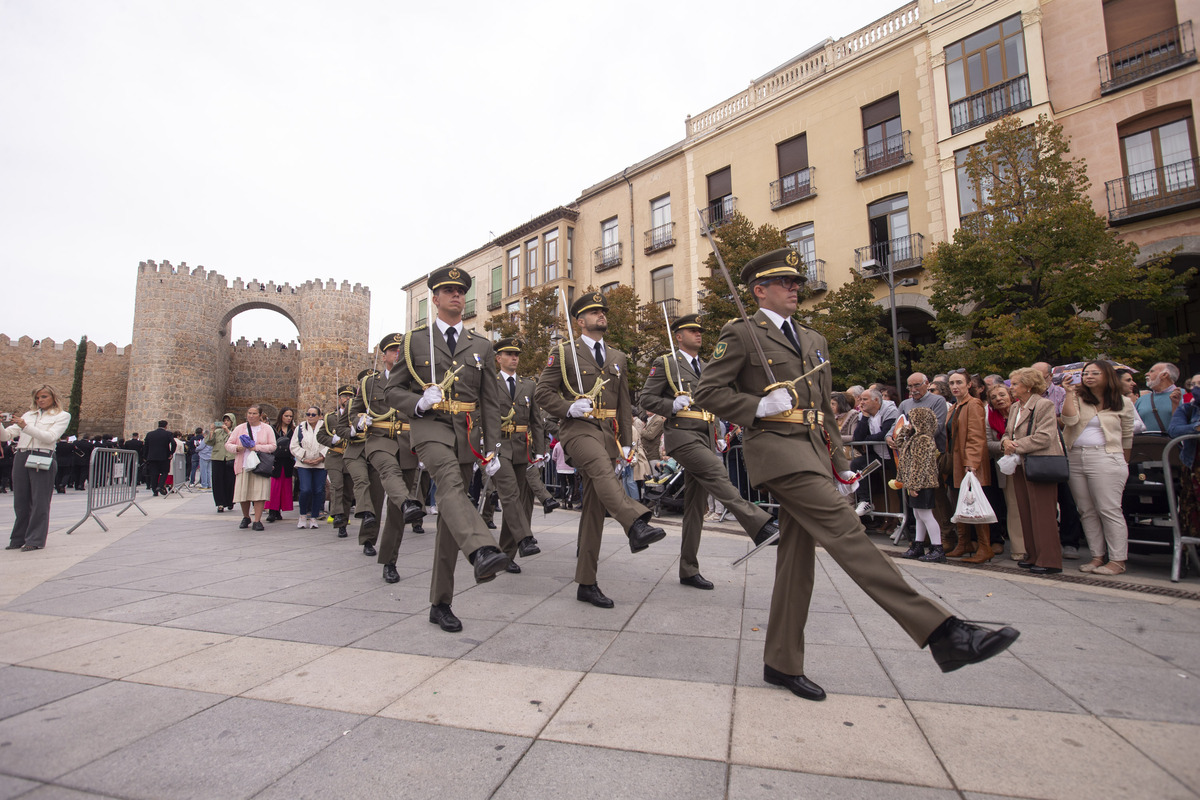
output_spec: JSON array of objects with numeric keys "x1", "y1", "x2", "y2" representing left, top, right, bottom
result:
[
  {"x1": 855, "y1": 131, "x2": 912, "y2": 180},
  {"x1": 698, "y1": 196, "x2": 736, "y2": 232},
  {"x1": 1099, "y1": 21, "x2": 1195, "y2": 94},
  {"x1": 487, "y1": 288, "x2": 501, "y2": 311},
  {"x1": 463, "y1": 298, "x2": 476, "y2": 320},
  {"x1": 644, "y1": 222, "x2": 676, "y2": 254},
  {"x1": 415, "y1": 317, "x2": 427, "y2": 328},
  {"x1": 949, "y1": 74, "x2": 1031, "y2": 135},
  {"x1": 593, "y1": 242, "x2": 622, "y2": 272},
  {"x1": 803, "y1": 258, "x2": 827, "y2": 292},
  {"x1": 855, "y1": 233, "x2": 925, "y2": 278},
  {"x1": 770, "y1": 167, "x2": 817, "y2": 209},
  {"x1": 1106, "y1": 157, "x2": 1200, "y2": 225}
]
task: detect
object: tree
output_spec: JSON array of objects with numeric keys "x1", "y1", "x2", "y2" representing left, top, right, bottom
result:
[
  {"x1": 66, "y1": 336, "x2": 87, "y2": 437},
  {"x1": 695, "y1": 212, "x2": 792, "y2": 355},
  {"x1": 921, "y1": 114, "x2": 1192, "y2": 374},
  {"x1": 799, "y1": 276, "x2": 903, "y2": 389},
  {"x1": 483, "y1": 285, "x2": 564, "y2": 377}
]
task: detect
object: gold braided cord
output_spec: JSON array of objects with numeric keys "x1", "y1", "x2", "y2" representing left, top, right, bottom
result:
[
  {"x1": 359, "y1": 373, "x2": 395, "y2": 422},
  {"x1": 661, "y1": 354, "x2": 679, "y2": 395},
  {"x1": 404, "y1": 325, "x2": 429, "y2": 386}
]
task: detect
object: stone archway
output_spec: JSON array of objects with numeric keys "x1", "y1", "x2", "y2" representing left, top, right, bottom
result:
[{"x1": 123, "y1": 261, "x2": 371, "y2": 436}]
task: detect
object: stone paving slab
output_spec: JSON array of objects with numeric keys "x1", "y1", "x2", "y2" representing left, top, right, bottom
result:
[{"x1": 3, "y1": 492, "x2": 1200, "y2": 799}]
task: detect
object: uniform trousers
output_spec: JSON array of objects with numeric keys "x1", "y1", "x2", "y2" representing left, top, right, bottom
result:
[
  {"x1": 495, "y1": 454, "x2": 535, "y2": 560},
  {"x1": 564, "y1": 430, "x2": 651, "y2": 585},
  {"x1": 10, "y1": 452, "x2": 57, "y2": 549},
  {"x1": 345, "y1": 447, "x2": 374, "y2": 519},
  {"x1": 325, "y1": 452, "x2": 348, "y2": 517},
  {"x1": 759, "y1": 468, "x2": 950, "y2": 676},
  {"x1": 375, "y1": 465, "x2": 416, "y2": 565},
  {"x1": 672, "y1": 438, "x2": 773, "y2": 579},
  {"x1": 526, "y1": 461, "x2": 554, "y2": 503},
  {"x1": 358, "y1": 465, "x2": 384, "y2": 547}
]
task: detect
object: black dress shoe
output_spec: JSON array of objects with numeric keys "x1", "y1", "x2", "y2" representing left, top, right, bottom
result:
[
  {"x1": 356, "y1": 510, "x2": 377, "y2": 527},
  {"x1": 239, "y1": 517, "x2": 251, "y2": 529},
  {"x1": 5, "y1": 542, "x2": 23, "y2": 550},
  {"x1": 20, "y1": 544, "x2": 42, "y2": 552},
  {"x1": 217, "y1": 507, "x2": 224, "y2": 513},
  {"x1": 331, "y1": 514, "x2": 348, "y2": 528},
  {"x1": 680, "y1": 573, "x2": 714, "y2": 590},
  {"x1": 337, "y1": 526, "x2": 348, "y2": 538},
  {"x1": 505, "y1": 562, "x2": 522, "y2": 574},
  {"x1": 627, "y1": 517, "x2": 666, "y2": 553},
  {"x1": 928, "y1": 617, "x2": 1020, "y2": 673},
  {"x1": 484, "y1": 519, "x2": 497, "y2": 530},
  {"x1": 1017, "y1": 560, "x2": 1035, "y2": 569},
  {"x1": 411, "y1": 522, "x2": 424, "y2": 534},
  {"x1": 429, "y1": 603, "x2": 462, "y2": 632},
  {"x1": 763, "y1": 664, "x2": 826, "y2": 701},
  {"x1": 251, "y1": 521, "x2": 265, "y2": 531},
  {"x1": 363, "y1": 542, "x2": 377, "y2": 557},
  {"x1": 542, "y1": 497, "x2": 560, "y2": 514},
  {"x1": 753, "y1": 519, "x2": 780, "y2": 547},
  {"x1": 383, "y1": 563, "x2": 400, "y2": 583},
  {"x1": 1029, "y1": 566, "x2": 1062, "y2": 575},
  {"x1": 517, "y1": 537, "x2": 541, "y2": 557},
  {"x1": 469, "y1": 546, "x2": 509, "y2": 583},
  {"x1": 401, "y1": 499, "x2": 424, "y2": 524},
  {"x1": 577, "y1": 583, "x2": 614, "y2": 608}
]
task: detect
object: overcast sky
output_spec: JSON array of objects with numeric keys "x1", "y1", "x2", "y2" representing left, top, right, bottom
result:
[{"x1": 1, "y1": 0, "x2": 905, "y2": 349}]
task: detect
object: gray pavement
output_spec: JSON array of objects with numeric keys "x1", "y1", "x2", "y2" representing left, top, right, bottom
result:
[{"x1": 1, "y1": 488, "x2": 1198, "y2": 799}]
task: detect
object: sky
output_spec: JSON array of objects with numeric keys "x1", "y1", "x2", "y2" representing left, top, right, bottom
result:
[{"x1": 1, "y1": 0, "x2": 908, "y2": 349}]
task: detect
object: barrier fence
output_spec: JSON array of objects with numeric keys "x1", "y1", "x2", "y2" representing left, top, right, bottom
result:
[
  {"x1": 66, "y1": 448, "x2": 147, "y2": 534},
  {"x1": 1159, "y1": 433, "x2": 1200, "y2": 583}
]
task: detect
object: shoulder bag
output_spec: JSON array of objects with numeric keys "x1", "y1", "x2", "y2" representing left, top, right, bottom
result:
[{"x1": 1022, "y1": 401, "x2": 1069, "y2": 483}]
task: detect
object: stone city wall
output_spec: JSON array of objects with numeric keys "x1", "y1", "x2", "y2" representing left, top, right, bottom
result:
[
  {"x1": 0, "y1": 335, "x2": 130, "y2": 436},
  {"x1": 223, "y1": 338, "x2": 301, "y2": 424}
]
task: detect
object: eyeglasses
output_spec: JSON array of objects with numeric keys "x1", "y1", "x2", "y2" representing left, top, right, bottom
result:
[
  {"x1": 766, "y1": 277, "x2": 802, "y2": 290},
  {"x1": 305, "y1": 412, "x2": 319, "y2": 416},
  {"x1": 1081, "y1": 371, "x2": 1103, "y2": 377}
]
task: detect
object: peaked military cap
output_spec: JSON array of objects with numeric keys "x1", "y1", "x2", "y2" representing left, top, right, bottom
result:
[
  {"x1": 337, "y1": 384, "x2": 356, "y2": 397},
  {"x1": 428, "y1": 265, "x2": 471, "y2": 292},
  {"x1": 356, "y1": 368, "x2": 377, "y2": 381},
  {"x1": 495, "y1": 338, "x2": 522, "y2": 353},
  {"x1": 740, "y1": 247, "x2": 806, "y2": 286},
  {"x1": 670, "y1": 313, "x2": 702, "y2": 334},
  {"x1": 570, "y1": 291, "x2": 608, "y2": 318},
  {"x1": 378, "y1": 332, "x2": 403, "y2": 352}
]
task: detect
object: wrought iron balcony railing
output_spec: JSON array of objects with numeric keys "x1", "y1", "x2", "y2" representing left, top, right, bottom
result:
[
  {"x1": 854, "y1": 233, "x2": 925, "y2": 278},
  {"x1": 644, "y1": 222, "x2": 676, "y2": 254},
  {"x1": 415, "y1": 317, "x2": 427, "y2": 328},
  {"x1": 770, "y1": 167, "x2": 817, "y2": 209},
  {"x1": 1106, "y1": 157, "x2": 1200, "y2": 224},
  {"x1": 855, "y1": 131, "x2": 912, "y2": 179},
  {"x1": 593, "y1": 242, "x2": 622, "y2": 272},
  {"x1": 657, "y1": 298, "x2": 681, "y2": 319},
  {"x1": 1099, "y1": 21, "x2": 1195, "y2": 94},
  {"x1": 949, "y1": 74, "x2": 1031, "y2": 135},
  {"x1": 487, "y1": 288, "x2": 501, "y2": 311},
  {"x1": 803, "y1": 258, "x2": 827, "y2": 292},
  {"x1": 698, "y1": 196, "x2": 736, "y2": 232},
  {"x1": 463, "y1": 299, "x2": 476, "y2": 320}
]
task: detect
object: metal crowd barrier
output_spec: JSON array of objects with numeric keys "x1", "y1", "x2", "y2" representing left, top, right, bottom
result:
[
  {"x1": 66, "y1": 447, "x2": 147, "y2": 534},
  {"x1": 1160, "y1": 433, "x2": 1200, "y2": 582},
  {"x1": 166, "y1": 451, "x2": 195, "y2": 496}
]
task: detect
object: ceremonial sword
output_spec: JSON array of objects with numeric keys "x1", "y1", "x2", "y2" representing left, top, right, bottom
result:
[{"x1": 660, "y1": 301, "x2": 689, "y2": 395}]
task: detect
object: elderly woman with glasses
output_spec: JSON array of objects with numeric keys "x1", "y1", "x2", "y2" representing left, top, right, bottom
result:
[
  {"x1": 290, "y1": 407, "x2": 329, "y2": 529},
  {"x1": 1002, "y1": 367, "x2": 1066, "y2": 574}
]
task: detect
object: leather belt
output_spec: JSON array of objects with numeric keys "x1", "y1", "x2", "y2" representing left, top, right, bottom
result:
[
  {"x1": 329, "y1": 443, "x2": 348, "y2": 454},
  {"x1": 674, "y1": 409, "x2": 715, "y2": 423},
  {"x1": 588, "y1": 409, "x2": 617, "y2": 420},
  {"x1": 761, "y1": 409, "x2": 825, "y2": 426},
  {"x1": 501, "y1": 424, "x2": 529, "y2": 436},
  {"x1": 368, "y1": 422, "x2": 410, "y2": 437},
  {"x1": 431, "y1": 400, "x2": 476, "y2": 414}
]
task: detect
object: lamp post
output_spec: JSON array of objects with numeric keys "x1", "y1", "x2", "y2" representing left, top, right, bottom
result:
[{"x1": 860, "y1": 252, "x2": 904, "y2": 393}]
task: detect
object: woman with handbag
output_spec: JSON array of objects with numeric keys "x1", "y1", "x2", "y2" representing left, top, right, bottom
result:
[
  {"x1": 1002, "y1": 367, "x2": 1066, "y2": 574},
  {"x1": 1062, "y1": 361, "x2": 1135, "y2": 576},
  {"x1": 985, "y1": 384, "x2": 1026, "y2": 561},
  {"x1": 945, "y1": 370, "x2": 995, "y2": 563},
  {"x1": 225, "y1": 404, "x2": 277, "y2": 531},
  {"x1": 265, "y1": 408, "x2": 296, "y2": 522},
  {"x1": 290, "y1": 407, "x2": 329, "y2": 529},
  {"x1": 3, "y1": 384, "x2": 71, "y2": 551}
]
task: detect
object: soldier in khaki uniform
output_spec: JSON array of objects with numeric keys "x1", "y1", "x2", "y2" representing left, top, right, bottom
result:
[
  {"x1": 534, "y1": 291, "x2": 667, "y2": 609},
  {"x1": 390, "y1": 268, "x2": 509, "y2": 632},
  {"x1": 335, "y1": 370, "x2": 383, "y2": 554},
  {"x1": 640, "y1": 313, "x2": 779, "y2": 589},
  {"x1": 695, "y1": 248, "x2": 1019, "y2": 700},
  {"x1": 316, "y1": 384, "x2": 357, "y2": 537}
]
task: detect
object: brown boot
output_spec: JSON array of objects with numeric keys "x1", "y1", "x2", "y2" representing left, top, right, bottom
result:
[
  {"x1": 962, "y1": 526, "x2": 994, "y2": 563},
  {"x1": 944, "y1": 524, "x2": 973, "y2": 558}
]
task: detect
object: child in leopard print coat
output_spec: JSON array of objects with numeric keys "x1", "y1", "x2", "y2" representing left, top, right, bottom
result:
[{"x1": 894, "y1": 406, "x2": 945, "y2": 563}]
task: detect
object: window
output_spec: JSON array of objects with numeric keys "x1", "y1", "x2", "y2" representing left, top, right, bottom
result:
[
  {"x1": 544, "y1": 229, "x2": 559, "y2": 283},
  {"x1": 861, "y1": 95, "x2": 906, "y2": 173},
  {"x1": 860, "y1": 195, "x2": 920, "y2": 274},
  {"x1": 868, "y1": 195, "x2": 910, "y2": 248},
  {"x1": 491, "y1": 265, "x2": 502, "y2": 293},
  {"x1": 600, "y1": 282, "x2": 619, "y2": 295},
  {"x1": 955, "y1": 147, "x2": 991, "y2": 216},
  {"x1": 786, "y1": 223, "x2": 816, "y2": 266},
  {"x1": 526, "y1": 238, "x2": 538, "y2": 288},
  {"x1": 506, "y1": 300, "x2": 521, "y2": 315},
  {"x1": 417, "y1": 298, "x2": 427, "y2": 326},
  {"x1": 707, "y1": 167, "x2": 733, "y2": 225},
  {"x1": 648, "y1": 195, "x2": 673, "y2": 249},
  {"x1": 600, "y1": 217, "x2": 619, "y2": 266},
  {"x1": 507, "y1": 247, "x2": 520, "y2": 295},
  {"x1": 1119, "y1": 110, "x2": 1197, "y2": 202},
  {"x1": 566, "y1": 227, "x2": 574, "y2": 278},
  {"x1": 650, "y1": 266, "x2": 674, "y2": 303},
  {"x1": 946, "y1": 16, "x2": 1029, "y2": 133},
  {"x1": 463, "y1": 282, "x2": 476, "y2": 318},
  {"x1": 567, "y1": 285, "x2": 575, "y2": 307},
  {"x1": 774, "y1": 134, "x2": 813, "y2": 206}
]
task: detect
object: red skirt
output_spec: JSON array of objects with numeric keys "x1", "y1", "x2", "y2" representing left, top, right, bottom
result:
[{"x1": 266, "y1": 476, "x2": 294, "y2": 511}]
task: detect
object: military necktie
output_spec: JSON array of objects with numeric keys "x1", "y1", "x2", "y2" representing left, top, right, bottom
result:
[
  {"x1": 593, "y1": 341, "x2": 604, "y2": 368},
  {"x1": 445, "y1": 327, "x2": 457, "y2": 354},
  {"x1": 507, "y1": 376, "x2": 516, "y2": 400},
  {"x1": 781, "y1": 320, "x2": 802, "y2": 357},
  {"x1": 691, "y1": 356, "x2": 701, "y2": 376}
]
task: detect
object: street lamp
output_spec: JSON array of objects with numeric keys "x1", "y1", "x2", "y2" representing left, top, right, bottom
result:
[{"x1": 860, "y1": 256, "x2": 904, "y2": 393}]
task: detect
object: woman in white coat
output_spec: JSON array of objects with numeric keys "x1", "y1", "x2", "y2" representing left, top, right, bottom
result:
[
  {"x1": 3, "y1": 385, "x2": 71, "y2": 551},
  {"x1": 290, "y1": 406, "x2": 329, "y2": 529}
]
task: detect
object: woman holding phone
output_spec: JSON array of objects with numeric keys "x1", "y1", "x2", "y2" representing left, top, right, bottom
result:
[{"x1": 3, "y1": 385, "x2": 71, "y2": 551}]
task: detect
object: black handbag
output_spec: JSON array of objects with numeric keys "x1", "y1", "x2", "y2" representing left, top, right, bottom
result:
[
  {"x1": 252, "y1": 451, "x2": 275, "y2": 477},
  {"x1": 1021, "y1": 406, "x2": 1069, "y2": 483}
]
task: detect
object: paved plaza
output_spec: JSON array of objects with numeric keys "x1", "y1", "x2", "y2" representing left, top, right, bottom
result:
[{"x1": 1, "y1": 489, "x2": 1198, "y2": 799}]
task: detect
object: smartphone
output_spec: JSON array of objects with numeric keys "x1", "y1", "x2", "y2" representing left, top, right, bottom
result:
[{"x1": 1071, "y1": 373, "x2": 1083, "y2": 385}]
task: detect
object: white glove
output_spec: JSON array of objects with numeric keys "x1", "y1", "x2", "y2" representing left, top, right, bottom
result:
[
  {"x1": 484, "y1": 456, "x2": 501, "y2": 477},
  {"x1": 568, "y1": 398, "x2": 593, "y2": 418},
  {"x1": 622, "y1": 446, "x2": 632, "y2": 461},
  {"x1": 614, "y1": 461, "x2": 625, "y2": 476},
  {"x1": 756, "y1": 386, "x2": 793, "y2": 418},
  {"x1": 837, "y1": 469, "x2": 860, "y2": 496},
  {"x1": 532, "y1": 453, "x2": 547, "y2": 465},
  {"x1": 672, "y1": 395, "x2": 692, "y2": 413},
  {"x1": 330, "y1": 433, "x2": 341, "y2": 444},
  {"x1": 716, "y1": 439, "x2": 727, "y2": 453},
  {"x1": 416, "y1": 384, "x2": 444, "y2": 414},
  {"x1": 418, "y1": 461, "x2": 425, "y2": 470},
  {"x1": 355, "y1": 414, "x2": 369, "y2": 432}
]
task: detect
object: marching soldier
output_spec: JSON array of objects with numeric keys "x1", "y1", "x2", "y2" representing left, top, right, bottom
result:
[
  {"x1": 534, "y1": 291, "x2": 666, "y2": 609},
  {"x1": 346, "y1": 337, "x2": 427, "y2": 583},
  {"x1": 337, "y1": 369, "x2": 384, "y2": 557},
  {"x1": 389, "y1": 268, "x2": 509, "y2": 632},
  {"x1": 695, "y1": 247, "x2": 1019, "y2": 700},
  {"x1": 316, "y1": 384, "x2": 358, "y2": 538},
  {"x1": 639, "y1": 313, "x2": 779, "y2": 590}
]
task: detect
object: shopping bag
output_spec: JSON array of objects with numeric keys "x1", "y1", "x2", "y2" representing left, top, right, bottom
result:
[
  {"x1": 243, "y1": 450, "x2": 260, "y2": 472},
  {"x1": 950, "y1": 471, "x2": 997, "y2": 525}
]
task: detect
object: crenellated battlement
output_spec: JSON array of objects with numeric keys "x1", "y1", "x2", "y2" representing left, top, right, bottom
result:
[
  {"x1": 139, "y1": 259, "x2": 370, "y2": 296},
  {"x1": 230, "y1": 337, "x2": 300, "y2": 350},
  {"x1": 0, "y1": 334, "x2": 131, "y2": 356}
]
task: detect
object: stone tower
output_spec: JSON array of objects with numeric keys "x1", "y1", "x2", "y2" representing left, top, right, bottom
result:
[{"x1": 124, "y1": 260, "x2": 370, "y2": 434}]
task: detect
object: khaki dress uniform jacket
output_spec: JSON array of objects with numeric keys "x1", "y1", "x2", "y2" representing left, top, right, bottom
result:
[
  {"x1": 640, "y1": 354, "x2": 772, "y2": 578},
  {"x1": 316, "y1": 409, "x2": 353, "y2": 518},
  {"x1": 491, "y1": 372, "x2": 544, "y2": 559},
  {"x1": 535, "y1": 339, "x2": 650, "y2": 584},
  {"x1": 390, "y1": 324, "x2": 504, "y2": 604},
  {"x1": 695, "y1": 310, "x2": 950, "y2": 676},
  {"x1": 337, "y1": 383, "x2": 401, "y2": 549}
]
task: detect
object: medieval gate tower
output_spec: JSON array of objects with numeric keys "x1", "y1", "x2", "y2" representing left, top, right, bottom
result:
[{"x1": 124, "y1": 260, "x2": 371, "y2": 434}]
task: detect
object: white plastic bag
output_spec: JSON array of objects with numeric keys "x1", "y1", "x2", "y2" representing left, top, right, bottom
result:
[
  {"x1": 997, "y1": 453, "x2": 1021, "y2": 476},
  {"x1": 951, "y1": 470, "x2": 997, "y2": 525},
  {"x1": 243, "y1": 450, "x2": 260, "y2": 471}
]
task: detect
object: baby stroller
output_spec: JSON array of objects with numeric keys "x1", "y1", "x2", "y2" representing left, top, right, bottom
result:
[{"x1": 642, "y1": 458, "x2": 687, "y2": 517}]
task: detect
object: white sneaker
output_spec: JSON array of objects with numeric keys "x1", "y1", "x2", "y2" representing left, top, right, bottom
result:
[
  {"x1": 298, "y1": 517, "x2": 308, "y2": 529},
  {"x1": 428, "y1": 504, "x2": 438, "y2": 515},
  {"x1": 308, "y1": 518, "x2": 320, "y2": 529},
  {"x1": 855, "y1": 502, "x2": 873, "y2": 517}
]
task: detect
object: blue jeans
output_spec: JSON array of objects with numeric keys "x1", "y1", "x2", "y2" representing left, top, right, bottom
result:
[
  {"x1": 198, "y1": 459, "x2": 212, "y2": 489},
  {"x1": 296, "y1": 467, "x2": 327, "y2": 517}
]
